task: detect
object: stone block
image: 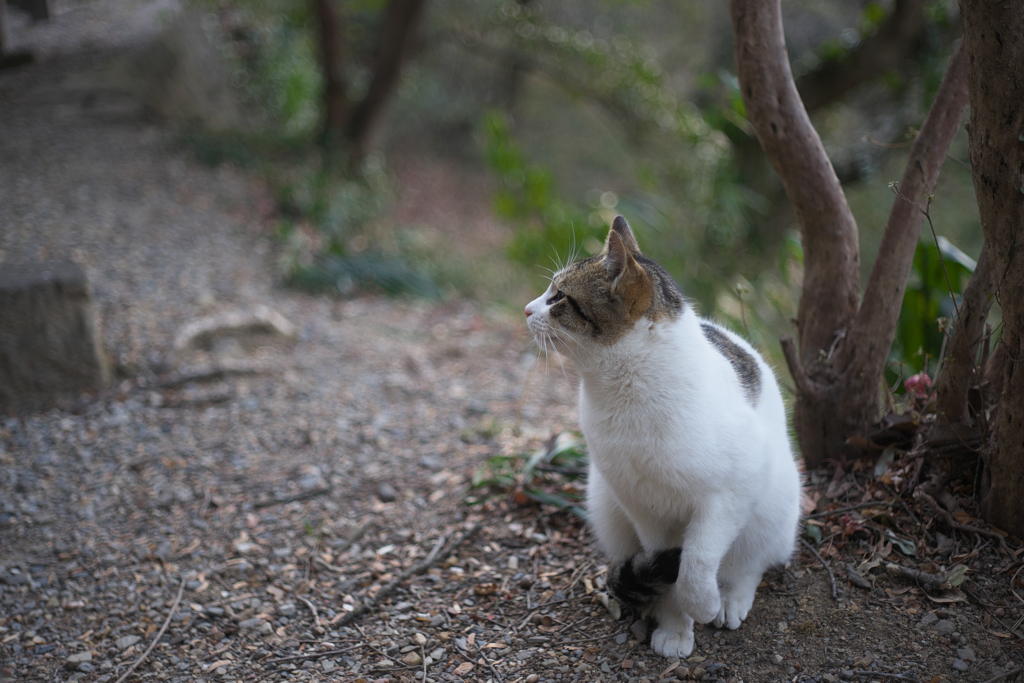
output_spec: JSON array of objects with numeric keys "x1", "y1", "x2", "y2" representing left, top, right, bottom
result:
[{"x1": 0, "y1": 261, "x2": 109, "y2": 413}]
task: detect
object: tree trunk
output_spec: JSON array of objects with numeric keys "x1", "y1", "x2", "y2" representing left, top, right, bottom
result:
[
  {"x1": 344, "y1": 0, "x2": 426, "y2": 161},
  {"x1": 730, "y1": 0, "x2": 969, "y2": 467},
  {"x1": 315, "y1": 0, "x2": 350, "y2": 140},
  {"x1": 959, "y1": 0, "x2": 1024, "y2": 538}
]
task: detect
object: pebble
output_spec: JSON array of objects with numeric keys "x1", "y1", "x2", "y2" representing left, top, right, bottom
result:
[
  {"x1": 411, "y1": 632, "x2": 427, "y2": 646},
  {"x1": 957, "y1": 648, "x2": 975, "y2": 662},
  {"x1": 525, "y1": 675, "x2": 540, "y2": 683},
  {"x1": 918, "y1": 613, "x2": 938, "y2": 628},
  {"x1": 115, "y1": 635, "x2": 141, "y2": 650},
  {"x1": 630, "y1": 620, "x2": 648, "y2": 641},
  {"x1": 773, "y1": 654, "x2": 784, "y2": 664},
  {"x1": 278, "y1": 603, "x2": 298, "y2": 617},
  {"x1": 615, "y1": 633, "x2": 629, "y2": 645},
  {"x1": 66, "y1": 652, "x2": 92, "y2": 670},
  {"x1": 238, "y1": 617, "x2": 264, "y2": 630},
  {"x1": 853, "y1": 653, "x2": 874, "y2": 669},
  {"x1": 377, "y1": 483, "x2": 397, "y2": 502},
  {"x1": 321, "y1": 660, "x2": 335, "y2": 673},
  {"x1": 952, "y1": 659, "x2": 969, "y2": 672},
  {"x1": 402, "y1": 651, "x2": 422, "y2": 666},
  {"x1": 931, "y1": 620, "x2": 956, "y2": 636}
]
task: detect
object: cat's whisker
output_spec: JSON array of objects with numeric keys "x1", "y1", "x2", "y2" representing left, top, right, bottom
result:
[{"x1": 554, "y1": 345, "x2": 575, "y2": 387}]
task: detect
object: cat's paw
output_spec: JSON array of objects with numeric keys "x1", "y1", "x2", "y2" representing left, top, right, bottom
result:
[
  {"x1": 651, "y1": 625, "x2": 694, "y2": 659},
  {"x1": 675, "y1": 575, "x2": 721, "y2": 624},
  {"x1": 711, "y1": 594, "x2": 750, "y2": 630}
]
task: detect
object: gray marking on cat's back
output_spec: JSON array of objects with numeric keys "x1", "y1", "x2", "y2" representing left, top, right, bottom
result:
[{"x1": 700, "y1": 322, "x2": 761, "y2": 405}]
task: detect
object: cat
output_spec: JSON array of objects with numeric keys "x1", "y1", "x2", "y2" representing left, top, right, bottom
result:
[{"x1": 524, "y1": 216, "x2": 802, "y2": 658}]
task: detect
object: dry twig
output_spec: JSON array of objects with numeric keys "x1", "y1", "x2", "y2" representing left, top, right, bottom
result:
[
  {"x1": 916, "y1": 491, "x2": 1011, "y2": 555},
  {"x1": 885, "y1": 563, "x2": 949, "y2": 590},
  {"x1": 978, "y1": 667, "x2": 1023, "y2": 683},
  {"x1": 799, "y1": 537, "x2": 839, "y2": 601},
  {"x1": 113, "y1": 577, "x2": 184, "y2": 683},
  {"x1": 807, "y1": 500, "x2": 895, "y2": 519},
  {"x1": 299, "y1": 596, "x2": 321, "y2": 628}
]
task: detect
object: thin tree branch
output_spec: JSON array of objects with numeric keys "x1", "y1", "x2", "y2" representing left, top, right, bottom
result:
[
  {"x1": 780, "y1": 335, "x2": 820, "y2": 398},
  {"x1": 730, "y1": 0, "x2": 861, "y2": 362},
  {"x1": 333, "y1": 522, "x2": 481, "y2": 628},
  {"x1": 841, "y1": 42, "x2": 968, "y2": 402},
  {"x1": 113, "y1": 577, "x2": 185, "y2": 683},
  {"x1": 934, "y1": 223, "x2": 997, "y2": 427}
]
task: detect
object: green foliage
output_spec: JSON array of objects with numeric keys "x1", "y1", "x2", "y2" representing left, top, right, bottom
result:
[
  {"x1": 483, "y1": 111, "x2": 605, "y2": 265},
  {"x1": 276, "y1": 157, "x2": 440, "y2": 298},
  {"x1": 469, "y1": 432, "x2": 589, "y2": 521},
  {"x1": 888, "y1": 235, "x2": 977, "y2": 387}
]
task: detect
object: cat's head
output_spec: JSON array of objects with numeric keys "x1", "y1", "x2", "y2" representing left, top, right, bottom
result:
[{"x1": 524, "y1": 216, "x2": 684, "y2": 355}]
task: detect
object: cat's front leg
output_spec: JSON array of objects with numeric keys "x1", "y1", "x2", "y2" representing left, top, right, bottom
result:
[
  {"x1": 650, "y1": 591, "x2": 695, "y2": 658},
  {"x1": 674, "y1": 498, "x2": 742, "y2": 624}
]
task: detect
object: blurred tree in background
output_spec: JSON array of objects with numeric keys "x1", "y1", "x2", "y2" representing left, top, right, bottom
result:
[{"x1": 201, "y1": 0, "x2": 983, "y2": 410}]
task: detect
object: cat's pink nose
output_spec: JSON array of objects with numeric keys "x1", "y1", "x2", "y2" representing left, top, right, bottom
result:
[{"x1": 524, "y1": 306, "x2": 532, "y2": 317}]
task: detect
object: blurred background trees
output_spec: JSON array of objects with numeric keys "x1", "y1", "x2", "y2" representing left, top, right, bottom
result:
[{"x1": 185, "y1": 0, "x2": 1018, "y2": 530}]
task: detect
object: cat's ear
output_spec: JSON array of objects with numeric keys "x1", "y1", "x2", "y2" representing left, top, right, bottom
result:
[
  {"x1": 611, "y1": 215, "x2": 641, "y2": 254},
  {"x1": 605, "y1": 229, "x2": 641, "y2": 293}
]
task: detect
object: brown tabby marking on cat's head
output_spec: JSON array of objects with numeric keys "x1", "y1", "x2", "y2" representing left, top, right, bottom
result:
[{"x1": 546, "y1": 217, "x2": 685, "y2": 345}]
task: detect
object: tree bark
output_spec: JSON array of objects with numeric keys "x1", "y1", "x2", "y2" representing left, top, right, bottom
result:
[
  {"x1": 796, "y1": 0, "x2": 927, "y2": 111},
  {"x1": 344, "y1": 0, "x2": 427, "y2": 161},
  {"x1": 959, "y1": 0, "x2": 1024, "y2": 538},
  {"x1": 315, "y1": 0, "x2": 350, "y2": 139},
  {"x1": 731, "y1": 0, "x2": 969, "y2": 467}
]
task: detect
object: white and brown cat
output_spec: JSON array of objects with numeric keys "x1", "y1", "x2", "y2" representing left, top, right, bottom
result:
[{"x1": 524, "y1": 216, "x2": 801, "y2": 658}]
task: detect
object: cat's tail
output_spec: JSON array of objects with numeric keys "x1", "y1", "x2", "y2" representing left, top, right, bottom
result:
[{"x1": 608, "y1": 548, "x2": 681, "y2": 612}]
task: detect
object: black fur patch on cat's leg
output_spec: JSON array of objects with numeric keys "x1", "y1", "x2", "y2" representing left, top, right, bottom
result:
[{"x1": 608, "y1": 548, "x2": 682, "y2": 611}]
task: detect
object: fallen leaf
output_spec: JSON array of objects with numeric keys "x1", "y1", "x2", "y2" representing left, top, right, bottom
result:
[
  {"x1": 453, "y1": 662, "x2": 474, "y2": 676},
  {"x1": 952, "y1": 511, "x2": 976, "y2": 524},
  {"x1": 946, "y1": 565, "x2": 969, "y2": 587},
  {"x1": 208, "y1": 660, "x2": 232, "y2": 670},
  {"x1": 473, "y1": 583, "x2": 498, "y2": 596}
]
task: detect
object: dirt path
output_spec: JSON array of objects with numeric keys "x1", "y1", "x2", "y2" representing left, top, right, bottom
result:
[{"x1": 2, "y1": 3, "x2": 1023, "y2": 683}]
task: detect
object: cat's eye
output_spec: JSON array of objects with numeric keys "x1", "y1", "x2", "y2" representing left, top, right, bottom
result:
[{"x1": 546, "y1": 290, "x2": 565, "y2": 305}]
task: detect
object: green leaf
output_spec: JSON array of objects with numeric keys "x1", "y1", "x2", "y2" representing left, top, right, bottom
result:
[
  {"x1": 946, "y1": 564, "x2": 968, "y2": 587},
  {"x1": 935, "y1": 236, "x2": 977, "y2": 272},
  {"x1": 804, "y1": 522, "x2": 822, "y2": 545},
  {"x1": 887, "y1": 531, "x2": 917, "y2": 556}
]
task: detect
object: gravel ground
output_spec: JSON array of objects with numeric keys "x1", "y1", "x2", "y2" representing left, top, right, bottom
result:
[{"x1": 2, "y1": 2, "x2": 1024, "y2": 683}]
